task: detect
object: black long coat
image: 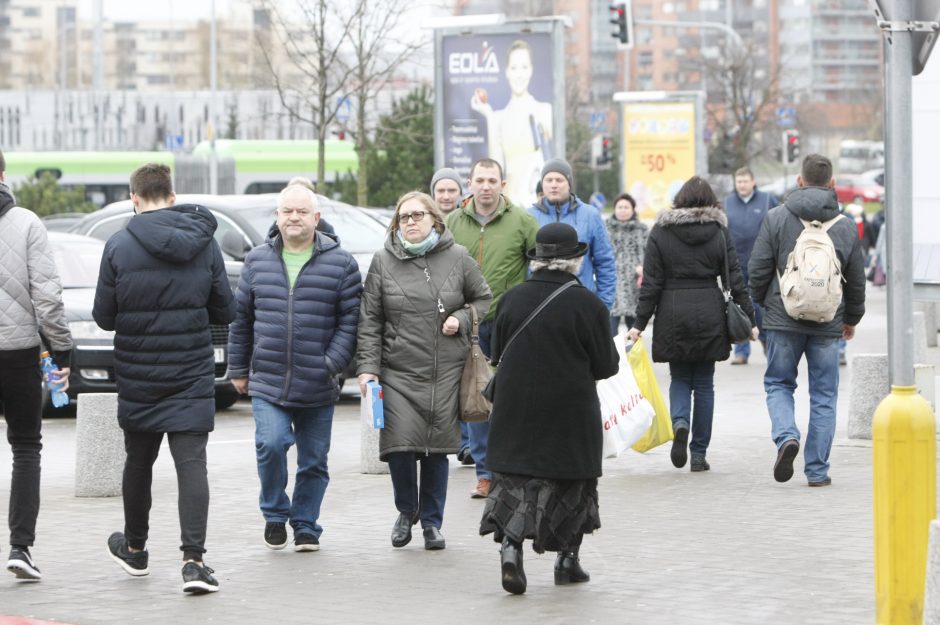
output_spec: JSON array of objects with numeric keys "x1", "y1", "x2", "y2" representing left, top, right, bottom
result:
[
  {"x1": 633, "y1": 205, "x2": 755, "y2": 364},
  {"x1": 485, "y1": 270, "x2": 619, "y2": 480},
  {"x1": 93, "y1": 205, "x2": 236, "y2": 432}
]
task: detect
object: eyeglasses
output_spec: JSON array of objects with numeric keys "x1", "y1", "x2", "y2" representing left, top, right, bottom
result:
[
  {"x1": 399, "y1": 211, "x2": 427, "y2": 224},
  {"x1": 277, "y1": 208, "x2": 313, "y2": 218}
]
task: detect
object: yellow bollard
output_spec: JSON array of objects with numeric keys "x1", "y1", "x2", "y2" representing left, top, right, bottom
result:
[{"x1": 873, "y1": 385, "x2": 937, "y2": 624}]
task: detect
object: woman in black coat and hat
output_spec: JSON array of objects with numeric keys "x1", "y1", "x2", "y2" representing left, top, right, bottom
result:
[
  {"x1": 627, "y1": 176, "x2": 756, "y2": 472},
  {"x1": 479, "y1": 222, "x2": 619, "y2": 596}
]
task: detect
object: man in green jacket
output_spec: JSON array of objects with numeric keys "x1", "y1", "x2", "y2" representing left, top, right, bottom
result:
[{"x1": 446, "y1": 158, "x2": 538, "y2": 499}]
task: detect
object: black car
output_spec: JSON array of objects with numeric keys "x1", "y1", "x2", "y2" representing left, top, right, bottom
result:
[{"x1": 67, "y1": 193, "x2": 386, "y2": 402}]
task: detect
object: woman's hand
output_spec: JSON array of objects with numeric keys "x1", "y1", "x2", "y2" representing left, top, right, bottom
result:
[
  {"x1": 358, "y1": 373, "x2": 379, "y2": 397},
  {"x1": 470, "y1": 90, "x2": 494, "y2": 118},
  {"x1": 626, "y1": 328, "x2": 641, "y2": 342},
  {"x1": 442, "y1": 315, "x2": 460, "y2": 336},
  {"x1": 751, "y1": 326, "x2": 760, "y2": 341}
]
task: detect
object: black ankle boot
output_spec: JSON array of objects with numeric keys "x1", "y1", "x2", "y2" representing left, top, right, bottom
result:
[
  {"x1": 500, "y1": 538, "x2": 527, "y2": 595},
  {"x1": 554, "y1": 548, "x2": 590, "y2": 585}
]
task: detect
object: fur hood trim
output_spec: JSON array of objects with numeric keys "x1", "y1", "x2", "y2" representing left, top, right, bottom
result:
[{"x1": 656, "y1": 205, "x2": 727, "y2": 228}]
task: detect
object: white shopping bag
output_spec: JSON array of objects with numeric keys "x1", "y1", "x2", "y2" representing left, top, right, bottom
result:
[{"x1": 597, "y1": 334, "x2": 656, "y2": 458}]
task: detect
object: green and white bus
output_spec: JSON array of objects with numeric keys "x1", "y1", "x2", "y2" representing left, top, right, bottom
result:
[{"x1": 3, "y1": 140, "x2": 359, "y2": 207}]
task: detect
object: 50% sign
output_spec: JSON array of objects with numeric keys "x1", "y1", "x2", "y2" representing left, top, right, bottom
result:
[{"x1": 640, "y1": 153, "x2": 677, "y2": 173}]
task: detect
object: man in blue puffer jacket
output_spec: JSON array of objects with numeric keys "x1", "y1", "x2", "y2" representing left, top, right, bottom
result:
[
  {"x1": 227, "y1": 183, "x2": 362, "y2": 554},
  {"x1": 528, "y1": 159, "x2": 617, "y2": 309}
]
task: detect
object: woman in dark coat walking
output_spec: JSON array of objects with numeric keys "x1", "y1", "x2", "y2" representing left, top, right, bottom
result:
[
  {"x1": 480, "y1": 222, "x2": 619, "y2": 595},
  {"x1": 627, "y1": 176, "x2": 756, "y2": 472},
  {"x1": 357, "y1": 191, "x2": 491, "y2": 551}
]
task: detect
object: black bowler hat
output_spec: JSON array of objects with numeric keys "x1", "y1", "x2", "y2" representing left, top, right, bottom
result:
[{"x1": 526, "y1": 222, "x2": 589, "y2": 260}]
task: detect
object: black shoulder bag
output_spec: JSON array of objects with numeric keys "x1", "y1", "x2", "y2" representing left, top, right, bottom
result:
[{"x1": 719, "y1": 231, "x2": 753, "y2": 343}]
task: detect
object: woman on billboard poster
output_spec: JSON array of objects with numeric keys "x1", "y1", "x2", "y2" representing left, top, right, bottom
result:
[{"x1": 470, "y1": 39, "x2": 553, "y2": 206}]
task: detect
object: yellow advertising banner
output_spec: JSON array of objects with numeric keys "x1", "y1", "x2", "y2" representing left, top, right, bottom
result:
[{"x1": 622, "y1": 102, "x2": 697, "y2": 220}]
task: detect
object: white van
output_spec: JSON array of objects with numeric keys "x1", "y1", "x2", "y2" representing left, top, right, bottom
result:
[{"x1": 838, "y1": 140, "x2": 884, "y2": 174}]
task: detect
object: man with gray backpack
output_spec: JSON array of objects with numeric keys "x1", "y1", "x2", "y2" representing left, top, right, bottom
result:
[{"x1": 748, "y1": 154, "x2": 866, "y2": 487}]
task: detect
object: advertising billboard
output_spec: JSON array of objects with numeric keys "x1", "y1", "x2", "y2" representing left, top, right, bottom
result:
[
  {"x1": 620, "y1": 97, "x2": 703, "y2": 220},
  {"x1": 435, "y1": 21, "x2": 565, "y2": 207}
]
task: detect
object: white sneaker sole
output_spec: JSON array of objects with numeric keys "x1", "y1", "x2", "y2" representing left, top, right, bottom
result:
[
  {"x1": 183, "y1": 580, "x2": 220, "y2": 594},
  {"x1": 264, "y1": 539, "x2": 287, "y2": 550},
  {"x1": 7, "y1": 560, "x2": 41, "y2": 581},
  {"x1": 294, "y1": 543, "x2": 320, "y2": 552},
  {"x1": 107, "y1": 547, "x2": 149, "y2": 577}
]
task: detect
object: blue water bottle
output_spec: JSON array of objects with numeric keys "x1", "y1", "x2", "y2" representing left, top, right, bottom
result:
[{"x1": 40, "y1": 350, "x2": 69, "y2": 408}]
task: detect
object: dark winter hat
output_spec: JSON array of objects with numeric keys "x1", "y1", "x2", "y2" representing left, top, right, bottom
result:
[
  {"x1": 535, "y1": 180, "x2": 543, "y2": 195},
  {"x1": 540, "y1": 158, "x2": 573, "y2": 189},
  {"x1": 526, "y1": 222, "x2": 588, "y2": 260},
  {"x1": 430, "y1": 167, "x2": 464, "y2": 195}
]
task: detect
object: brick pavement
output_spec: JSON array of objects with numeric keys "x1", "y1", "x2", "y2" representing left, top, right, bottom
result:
[{"x1": 1, "y1": 286, "x2": 936, "y2": 625}]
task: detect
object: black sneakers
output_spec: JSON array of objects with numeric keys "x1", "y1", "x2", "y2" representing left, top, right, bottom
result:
[
  {"x1": 671, "y1": 425, "x2": 689, "y2": 468},
  {"x1": 6, "y1": 547, "x2": 41, "y2": 581},
  {"x1": 182, "y1": 561, "x2": 219, "y2": 594},
  {"x1": 294, "y1": 533, "x2": 320, "y2": 552},
  {"x1": 264, "y1": 522, "x2": 288, "y2": 550},
  {"x1": 107, "y1": 531, "x2": 150, "y2": 577},
  {"x1": 774, "y1": 439, "x2": 801, "y2": 483},
  {"x1": 690, "y1": 454, "x2": 710, "y2": 472}
]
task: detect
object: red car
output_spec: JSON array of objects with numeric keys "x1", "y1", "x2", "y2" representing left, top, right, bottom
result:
[{"x1": 835, "y1": 176, "x2": 884, "y2": 204}]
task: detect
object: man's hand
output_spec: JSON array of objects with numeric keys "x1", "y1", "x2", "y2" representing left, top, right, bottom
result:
[
  {"x1": 842, "y1": 324, "x2": 856, "y2": 340},
  {"x1": 442, "y1": 316, "x2": 460, "y2": 336},
  {"x1": 231, "y1": 377, "x2": 249, "y2": 395},
  {"x1": 626, "y1": 328, "x2": 641, "y2": 342},
  {"x1": 52, "y1": 367, "x2": 70, "y2": 392},
  {"x1": 751, "y1": 326, "x2": 760, "y2": 341},
  {"x1": 358, "y1": 373, "x2": 379, "y2": 397}
]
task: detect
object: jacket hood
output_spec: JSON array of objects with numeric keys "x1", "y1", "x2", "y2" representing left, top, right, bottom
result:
[
  {"x1": 385, "y1": 227, "x2": 455, "y2": 260},
  {"x1": 656, "y1": 205, "x2": 726, "y2": 246},
  {"x1": 126, "y1": 204, "x2": 218, "y2": 263},
  {"x1": 533, "y1": 194, "x2": 579, "y2": 216},
  {"x1": 0, "y1": 182, "x2": 16, "y2": 219},
  {"x1": 784, "y1": 186, "x2": 841, "y2": 222}
]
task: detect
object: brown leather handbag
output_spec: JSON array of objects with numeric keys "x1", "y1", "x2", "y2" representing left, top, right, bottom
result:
[{"x1": 458, "y1": 304, "x2": 492, "y2": 422}]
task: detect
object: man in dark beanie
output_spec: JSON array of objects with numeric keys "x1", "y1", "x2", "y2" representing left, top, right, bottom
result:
[
  {"x1": 528, "y1": 158, "x2": 616, "y2": 310},
  {"x1": 430, "y1": 168, "x2": 464, "y2": 215}
]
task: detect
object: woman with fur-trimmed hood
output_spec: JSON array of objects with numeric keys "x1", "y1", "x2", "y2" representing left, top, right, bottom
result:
[{"x1": 627, "y1": 176, "x2": 756, "y2": 473}]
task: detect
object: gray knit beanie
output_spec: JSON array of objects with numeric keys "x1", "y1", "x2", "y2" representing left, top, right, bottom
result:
[
  {"x1": 430, "y1": 167, "x2": 464, "y2": 195},
  {"x1": 540, "y1": 158, "x2": 573, "y2": 189}
]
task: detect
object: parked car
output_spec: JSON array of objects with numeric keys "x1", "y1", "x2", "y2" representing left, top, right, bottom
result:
[
  {"x1": 41, "y1": 212, "x2": 93, "y2": 232},
  {"x1": 68, "y1": 193, "x2": 387, "y2": 394},
  {"x1": 834, "y1": 175, "x2": 884, "y2": 205},
  {"x1": 43, "y1": 232, "x2": 240, "y2": 416}
]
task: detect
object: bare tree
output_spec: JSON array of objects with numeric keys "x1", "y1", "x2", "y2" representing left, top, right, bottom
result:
[{"x1": 257, "y1": 0, "x2": 357, "y2": 185}]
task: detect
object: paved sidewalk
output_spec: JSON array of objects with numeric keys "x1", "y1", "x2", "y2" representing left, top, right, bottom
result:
[{"x1": 0, "y1": 286, "x2": 936, "y2": 625}]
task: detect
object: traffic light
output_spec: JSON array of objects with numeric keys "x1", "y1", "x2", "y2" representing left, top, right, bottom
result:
[
  {"x1": 783, "y1": 130, "x2": 800, "y2": 164},
  {"x1": 609, "y1": 2, "x2": 633, "y2": 48},
  {"x1": 595, "y1": 136, "x2": 612, "y2": 167}
]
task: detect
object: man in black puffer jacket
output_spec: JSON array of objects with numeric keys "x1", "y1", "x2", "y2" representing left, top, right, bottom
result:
[{"x1": 93, "y1": 163, "x2": 235, "y2": 594}]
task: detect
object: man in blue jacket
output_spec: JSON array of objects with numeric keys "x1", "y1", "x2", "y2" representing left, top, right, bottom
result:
[
  {"x1": 528, "y1": 159, "x2": 616, "y2": 310},
  {"x1": 228, "y1": 183, "x2": 362, "y2": 554},
  {"x1": 723, "y1": 167, "x2": 777, "y2": 364}
]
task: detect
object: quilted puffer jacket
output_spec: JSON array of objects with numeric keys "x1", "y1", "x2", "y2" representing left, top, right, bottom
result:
[{"x1": 0, "y1": 184, "x2": 73, "y2": 364}]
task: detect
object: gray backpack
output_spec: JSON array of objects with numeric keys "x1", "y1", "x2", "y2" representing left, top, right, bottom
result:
[{"x1": 778, "y1": 215, "x2": 846, "y2": 323}]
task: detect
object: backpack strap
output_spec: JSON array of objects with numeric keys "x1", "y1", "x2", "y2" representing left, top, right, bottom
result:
[{"x1": 799, "y1": 214, "x2": 845, "y2": 232}]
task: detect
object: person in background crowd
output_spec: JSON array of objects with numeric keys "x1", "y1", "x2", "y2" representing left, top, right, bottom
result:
[
  {"x1": 357, "y1": 191, "x2": 491, "y2": 551},
  {"x1": 227, "y1": 184, "x2": 362, "y2": 554},
  {"x1": 629, "y1": 176, "x2": 756, "y2": 473},
  {"x1": 606, "y1": 192, "x2": 648, "y2": 335},
  {"x1": 480, "y1": 222, "x2": 618, "y2": 595},
  {"x1": 723, "y1": 166, "x2": 776, "y2": 365},
  {"x1": 94, "y1": 163, "x2": 235, "y2": 594},
  {"x1": 748, "y1": 154, "x2": 866, "y2": 487},
  {"x1": 430, "y1": 168, "x2": 464, "y2": 215},
  {"x1": 0, "y1": 149, "x2": 73, "y2": 582},
  {"x1": 528, "y1": 158, "x2": 617, "y2": 311}
]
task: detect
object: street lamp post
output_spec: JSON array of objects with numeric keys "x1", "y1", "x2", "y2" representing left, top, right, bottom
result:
[{"x1": 209, "y1": 0, "x2": 218, "y2": 195}]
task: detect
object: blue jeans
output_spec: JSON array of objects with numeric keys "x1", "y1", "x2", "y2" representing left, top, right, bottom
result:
[
  {"x1": 252, "y1": 397, "x2": 333, "y2": 538},
  {"x1": 386, "y1": 452, "x2": 449, "y2": 529},
  {"x1": 668, "y1": 361, "x2": 716, "y2": 456},
  {"x1": 459, "y1": 422, "x2": 470, "y2": 453},
  {"x1": 468, "y1": 321, "x2": 493, "y2": 480},
  {"x1": 764, "y1": 330, "x2": 840, "y2": 482},
  {"x1": 734, "y1": 301, "x2": 765, "y2": 358}
]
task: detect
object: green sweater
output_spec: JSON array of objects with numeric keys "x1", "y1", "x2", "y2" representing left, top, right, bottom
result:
[{"x1": 446, "y1": 194, "x2": 538, "y2": 322}]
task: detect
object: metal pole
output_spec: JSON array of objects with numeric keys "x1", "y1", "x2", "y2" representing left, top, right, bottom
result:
[
  {"x1": 884, "y1": 0, "x2": 914, "y2": 387},
  {"x1": 209, "y1": 0, "x2": 218, "y2": 195},
  {"x1": 93, "y1": 0, "x2": 103, "y2": 150}
]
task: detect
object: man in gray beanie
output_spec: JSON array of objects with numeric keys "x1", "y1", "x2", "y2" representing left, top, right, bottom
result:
[
  {"x1": 528, "y1": 158, "x2": 616, "y2": 309},
  {"x1": 430, "y1": 168, "x2": 464, "y2": 215}
]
